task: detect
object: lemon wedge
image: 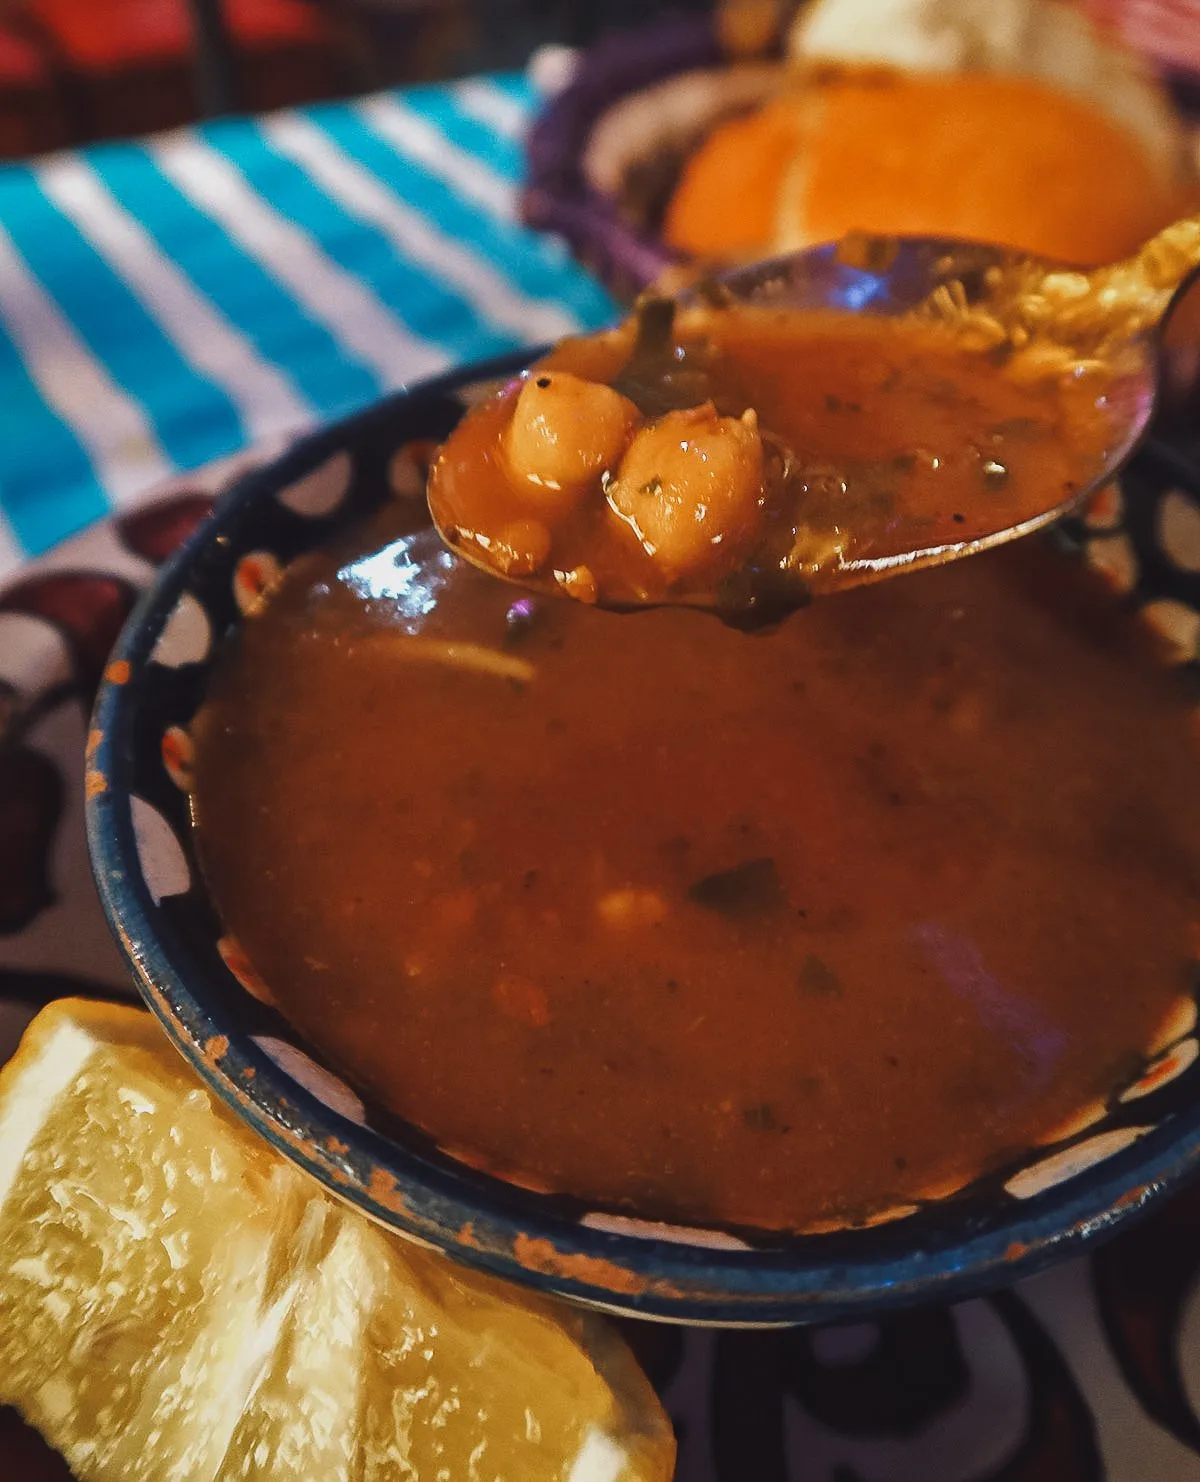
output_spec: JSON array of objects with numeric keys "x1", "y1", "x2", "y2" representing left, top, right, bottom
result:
[{"x1": 0, "y1": 999, "x2": 675, "y2": 1482}]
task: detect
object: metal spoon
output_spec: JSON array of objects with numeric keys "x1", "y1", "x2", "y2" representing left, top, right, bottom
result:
[{"x1": 430, "y1": 216, "x2": 1200, "y2": 625}]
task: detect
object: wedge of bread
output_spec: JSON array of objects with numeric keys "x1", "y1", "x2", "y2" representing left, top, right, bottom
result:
[{"x1": 665, "y1": 0, "x2": 1194, "y2": 266}]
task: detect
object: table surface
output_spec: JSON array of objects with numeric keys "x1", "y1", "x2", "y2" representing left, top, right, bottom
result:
[
  {"x1": 5, "y1": 54, "x2": 1200, "y2": 1482},
  {"x1": 0, "y1": 64, "x2": 615, "y2": 584}
]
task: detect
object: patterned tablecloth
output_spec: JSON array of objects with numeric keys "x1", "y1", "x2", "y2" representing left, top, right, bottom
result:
[{"x1": 5, "y1": 53, "x2": 1200, "y2": 1482}]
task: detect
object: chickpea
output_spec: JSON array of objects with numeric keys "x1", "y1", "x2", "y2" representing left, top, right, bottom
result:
[
  {"x1": 488, "y1": 518, "x2": 552, "y2": 577},
  {"x1": 503, "y1": 370, "x2": 639, "y2": 512},
  {"x1": 606, "y1": 405, "x2": 765, "y2": 579}
]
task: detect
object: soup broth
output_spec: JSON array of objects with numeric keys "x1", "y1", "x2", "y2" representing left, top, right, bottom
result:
[{"x1": 191, "y1": 512, "x2": 1200, "y2": 1232}]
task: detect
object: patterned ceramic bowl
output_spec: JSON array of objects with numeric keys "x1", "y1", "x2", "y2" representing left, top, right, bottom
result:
[{"x1": 86, "y1": 353, "x2": 1200, "y2": 1326}]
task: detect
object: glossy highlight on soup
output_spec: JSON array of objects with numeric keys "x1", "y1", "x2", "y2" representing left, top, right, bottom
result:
[{"x1": 190, "y1": 500, "x2": 1200, "y2": 1233}]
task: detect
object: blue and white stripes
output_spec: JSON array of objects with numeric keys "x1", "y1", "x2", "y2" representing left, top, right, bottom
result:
[{"x1": 0, "y1": 72, "x2": 616, "y2": 575}]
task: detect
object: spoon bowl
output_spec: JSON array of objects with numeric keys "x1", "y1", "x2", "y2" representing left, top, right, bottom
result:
[
  {"x1": 429, "y1": 220, "x2": 1200, "y2": 624},
  {"x1": 709, "y1": 234, "x2": 1163, "y2": 557}
]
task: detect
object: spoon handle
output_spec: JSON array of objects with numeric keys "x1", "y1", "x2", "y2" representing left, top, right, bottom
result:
[
  {"x1": 1059, "y1": 214, "x2": 1200, "y2": 337},
  {"x1": 1025, "y1": 215, "x2": 1200, "y2": 359},
  {"x1": 920, "y1": 214, "x2": 1200, "y2": 377}
]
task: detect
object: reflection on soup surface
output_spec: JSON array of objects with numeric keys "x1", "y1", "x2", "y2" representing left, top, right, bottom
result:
[{"x1": 191, "y1": 505, "x2": 1200, "y2": 1232}]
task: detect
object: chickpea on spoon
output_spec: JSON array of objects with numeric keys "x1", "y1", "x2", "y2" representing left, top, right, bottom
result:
[{"x1": 428, "y1": 218, "x2": 1200, "y2": 625}]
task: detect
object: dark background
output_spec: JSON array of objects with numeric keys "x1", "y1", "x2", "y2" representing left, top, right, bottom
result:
[{"x1": 0, "y1": 0, "x2": 724, "y2": 159}]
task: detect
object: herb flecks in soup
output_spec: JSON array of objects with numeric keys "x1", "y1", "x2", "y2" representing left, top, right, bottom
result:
[
  {"x1": 191, "y1": 508, "x2": 1200, "y2": 1233},
  {"x1": 427, "y1": 303, "x2": 1118, "y2": 617}
]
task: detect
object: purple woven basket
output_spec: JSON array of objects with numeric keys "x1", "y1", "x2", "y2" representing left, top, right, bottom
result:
[
  {"x1": 522, "y1": 15, "x2": 725, "y2": 299},
  {"x1": 522, "y1": 11, "x2": 1200, "y2": 304}
]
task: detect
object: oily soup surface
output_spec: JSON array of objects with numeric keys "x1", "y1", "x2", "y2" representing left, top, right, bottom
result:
[{"x1": 192, "y1": 509, "x2": 1200, "y2": 1232}]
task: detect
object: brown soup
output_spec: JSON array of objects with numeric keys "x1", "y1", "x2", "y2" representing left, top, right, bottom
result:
[{"x1": 191, "y1": 505, "x2": 1200, "y2": 1232}]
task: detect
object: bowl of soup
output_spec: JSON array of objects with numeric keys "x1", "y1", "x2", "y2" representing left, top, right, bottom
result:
[{"x1": 86, "y1": 304, "x2": 1200, "y2": 1325}]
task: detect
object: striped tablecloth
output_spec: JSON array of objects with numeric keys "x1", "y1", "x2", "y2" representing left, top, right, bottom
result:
[{"x1": 0, "y1": 68, "x2": 617, "y2": 585}]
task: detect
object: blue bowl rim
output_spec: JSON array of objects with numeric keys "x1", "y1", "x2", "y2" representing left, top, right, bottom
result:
[{"x1": 85, "y1": 354, "x2": 1200, "y2": 1326}]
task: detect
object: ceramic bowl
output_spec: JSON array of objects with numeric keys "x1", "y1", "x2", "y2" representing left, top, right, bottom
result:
[{"x1": 87, "y1": 353, "x2": 1200, "y2": 1325}]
